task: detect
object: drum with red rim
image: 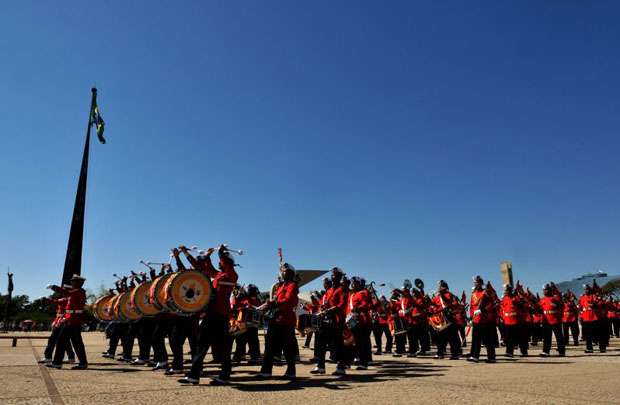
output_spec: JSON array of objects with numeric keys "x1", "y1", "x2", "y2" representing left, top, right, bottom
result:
[
  {"x1": 93, "y1": 294, "x2": 115, "y2": 322},
  {"x1": 118, "y1": 289, "x2": 142, "y2": 322},
  {"x1": 130, "y1": 281, "x2": 160, "y2": 317}
]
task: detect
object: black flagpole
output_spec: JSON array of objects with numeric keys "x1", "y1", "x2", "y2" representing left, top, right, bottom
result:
[
  {"x1": 3, "y1": 270, "x2": 13, "y2": 331},
  {"x1": 61, "y1": 88, "x2": 97, "y2": 286}
]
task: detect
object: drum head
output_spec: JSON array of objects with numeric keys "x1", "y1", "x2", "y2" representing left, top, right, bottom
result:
[
  {"x1": 131, "y1": 282, "x2": 159, "y2": 316},
  {"x1": 94, "y1": 295, "x2": 115, "y2": 321},
  {"x1": 165, "y1": 271, "x2": 212, "y2": 313},
  {"x1": 120, "y1": 290, "x2": 142, "y2": 322}
]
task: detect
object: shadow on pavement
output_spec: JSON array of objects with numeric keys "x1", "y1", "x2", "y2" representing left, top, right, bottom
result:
[{"x1": 224, "y1": 359, "x2": 447, "y2": 392}]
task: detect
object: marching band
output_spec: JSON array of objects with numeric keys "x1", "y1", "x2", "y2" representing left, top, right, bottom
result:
[{"x1": 40, "y1": 244, "x2": 620, "y2": 386}]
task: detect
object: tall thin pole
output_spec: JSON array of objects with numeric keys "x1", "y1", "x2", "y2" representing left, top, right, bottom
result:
[
  {"x1": 4, "y1": 268, "x2": 13, "y2": 332},
  {"x1": 61, "y1": 88, "x2": 97, "y2": 286}
]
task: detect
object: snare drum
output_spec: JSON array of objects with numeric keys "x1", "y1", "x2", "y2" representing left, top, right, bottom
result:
[
  {"x1": 428, "y1": 312, "x2": 451, "y2": 332},
  {"x1": 245, "y1": 307, "x2": 263, "y2": 328}
]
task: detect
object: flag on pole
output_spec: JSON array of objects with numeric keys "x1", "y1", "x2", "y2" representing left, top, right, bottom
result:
[
  {"x1": 91, "y1": 102, "x2": 106, "y2": 144},
  {"x1": 62, "y1": 88, "x2": 105, "y2": 285}
]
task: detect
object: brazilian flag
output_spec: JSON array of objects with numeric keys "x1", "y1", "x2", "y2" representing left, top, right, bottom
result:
[{"x1": 91, "y1": 103, "x2": 106, "y2": 144}]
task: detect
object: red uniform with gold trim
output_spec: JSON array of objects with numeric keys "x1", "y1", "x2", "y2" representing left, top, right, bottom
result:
[
  {"x1": 540, "y1": 295, "x2": 562, "y2": 325},
  {"x1": 500, "y1": 295, "x2": 522, "y2": 326},
  {"x1": 579, "y1": 294, "x2": 599, "y2": 322}
]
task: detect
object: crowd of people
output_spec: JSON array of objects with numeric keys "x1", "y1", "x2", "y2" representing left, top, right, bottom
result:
[{"x1": 39, "y1": 245, "x2": 620, "y2": 386}]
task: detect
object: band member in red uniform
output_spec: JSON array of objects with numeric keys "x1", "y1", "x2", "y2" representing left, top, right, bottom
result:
[
  {"x1": 46, "y1": 274, "x2": 88, "y2": 369},
  {"x1": 595, "y1": 290, "x2": 610, "y2": 352},
  {"x1": 562, "y1": 291, "x2": 580, "y2": 346},
  {"x1": 179, "y1": 245, "x2": 238, "y2": 385},
  {"x1": 413, "y1": 285, "x2": 432, "y2": 355},
  {"x1": 579, "y1": 284, "x2": 600, "y2": 353},
  {"x1": 430, "y1": 280, "x2": 461, "y2": 360},
  {"x1": 40, "y1": 291, "x2": 76, "y2": 364},
  {"x1": 371, "y1": 295, "x2": 392, "y2": 355},
  {"x1": 348, "y1": 277, "x2": 372, "y2": 369},
  {"x1": 233, "y1": 284, "x2": 262, "y2": 363},
  {"x1": 500, "y1": 284, "x2": 527, "y2": 357},
  {"x1": 162, "y1": 248, "x2": 201, "y2": 375},
  {"x1": 468, "y1": 277, "x2": 497, "y2": 363},
  {"x1": 311, "y1": 267, "x2": 347, "y2": 376},
  {"x1": 255, "y1": 263, "x2": 299, "y2": 379},
  {"x1": 611, "y1": 298, "x2": 620, "y2": 338},
  {"x1": 395, "y1": 280, "x2": 415, "y2": 356},
  {"x1": 539, "y1": 283, "x2": 565, "y2": 357}
]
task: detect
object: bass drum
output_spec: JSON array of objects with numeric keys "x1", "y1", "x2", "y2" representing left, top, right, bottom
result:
[
  {"x1": 110, "y1": 294, "x2": 127, "y2": 322},
  {"x1": 118, "y1": 289, "x2": 142, "y2": 322},
  {"x1": 130, "y1": 281, "x2": 160, "y2": 317},
  {"x1": 164, "y1": 270, "x2": 212, "y2": 314},
  {"x1": 93, "y1": 294, "x2": 115, "y2": 322},
  {"x1": 149, "y1": 273, "x2": 175, "y2": 311}
]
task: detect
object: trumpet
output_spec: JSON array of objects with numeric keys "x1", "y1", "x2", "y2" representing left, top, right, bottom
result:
[{"x1": 183, "y1": 244, "x2": 244, "y2": 256}]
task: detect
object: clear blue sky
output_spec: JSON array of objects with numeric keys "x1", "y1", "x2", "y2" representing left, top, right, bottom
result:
[{"x1": 1, "y1": 1, "x2": 619, "y2": 300}]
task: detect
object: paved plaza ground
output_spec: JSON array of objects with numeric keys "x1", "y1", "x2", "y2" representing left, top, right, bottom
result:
[{"x1": 1, "y1": 331, "x2": 619, "y2": 404}]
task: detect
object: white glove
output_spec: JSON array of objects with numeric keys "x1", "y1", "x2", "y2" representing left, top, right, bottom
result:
[{"x1": 473, "y1": 309, "x2": 482, "y2": 316}]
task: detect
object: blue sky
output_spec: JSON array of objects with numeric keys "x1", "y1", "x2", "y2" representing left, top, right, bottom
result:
[{"x1": 1, "y1": 1, "x2": 619, "y2": 299}]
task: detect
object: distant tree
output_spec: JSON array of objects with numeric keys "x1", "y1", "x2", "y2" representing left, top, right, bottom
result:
[
  {"x1": 0, "y1": 294, "x2": 30, "y2": 318},
  {"x1": 602, "y1": 279, "x2": 620, "y2": 295}
]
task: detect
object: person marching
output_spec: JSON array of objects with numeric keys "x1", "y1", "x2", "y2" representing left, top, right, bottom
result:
[
  {"x1": 539, "y1": 283, "x2": 565, "y2": 357},
  {"x1": 348, "y1": 277, "x2": 373, "y2": 369},
  {"x1": 395, "y1": 281, "x2": 415, "y2": 356},
  {"x1": 468, "y1": 276, "x2": 497, "y2": 363},
  {"x1": 500, "y1": 284, "x2": 528, "y2": 357},
  {"x1": 562, "y1": 291, "x2": 580, "y2": 346},
  {"x1": 232, "y1": 284, "x2": 262, "y2": 363},
  {"x1": 413, "y1": 283, "x2": 432, "y2": 355},
  {"x1": 430, "y1": 280, "x2": 462, "y2": 360},
  {"x1": 40, "y1": 289, "x2": 76, "y2": 364},
  {"x1": 46, "y1": 274, "x2": 88, "y2": 370},
  {"x1": 311, "y1": 267, "x2": 347, "y2": 376},
  {"x1": 579, "y1": 284, "x2": 600, "y2": 353},
  {"x1": 303, "y1": 293, "x2": 320, "y2": 349},
  {"x1": 371, "y1": 295, "x2": 392, "y2": 355},
  {"x1": 178, "y1": 245, "x2": 238, "y2": 385},
  {"x1": 255, "y1": 263, "x2": 299, "y2": 379}
]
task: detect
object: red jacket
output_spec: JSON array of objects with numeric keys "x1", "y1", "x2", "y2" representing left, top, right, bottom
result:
[
  {"x1": 540, "y1": 296, "x2": 562, "y2": 325},
  {"x1": 470, "y1": 290, "x2": 496, "y2": 325},
  {"x1": 197, "y1": 257, "x2": 238, "y2": 317},
  {"x1": 51, "y1": 298, "x2": 68, "y2": 328},
  {"x1": 371, "y1": 299, "x2": 389, "y2": 325},
  {"x1": 431, "y1": 291, "x2": 463, "y2": 325},
  {"x1": 349, "y1": 290, "x2": 372, "y2": 327},
  {"x1": 62, "y1": 288, "x2": 87, "y2": 326},
  {"x1": 324, "y1": 286, "x2": 347, "y2": 326},
  {"x1": 500, "y1": 295, "x2": 521, "y2": 326},
  {"x1": 398, "y1": 292, "x2": 416, "y2": 325},
  {"x1": 562, "y1": 301, "x2": 579, "y2": 323},
  {"x1": 271, "y1": 281, "x2": 299, "y2": 327},
  {"x1": 579, "y1": 294, "x2": 599, "y2": 322}
]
